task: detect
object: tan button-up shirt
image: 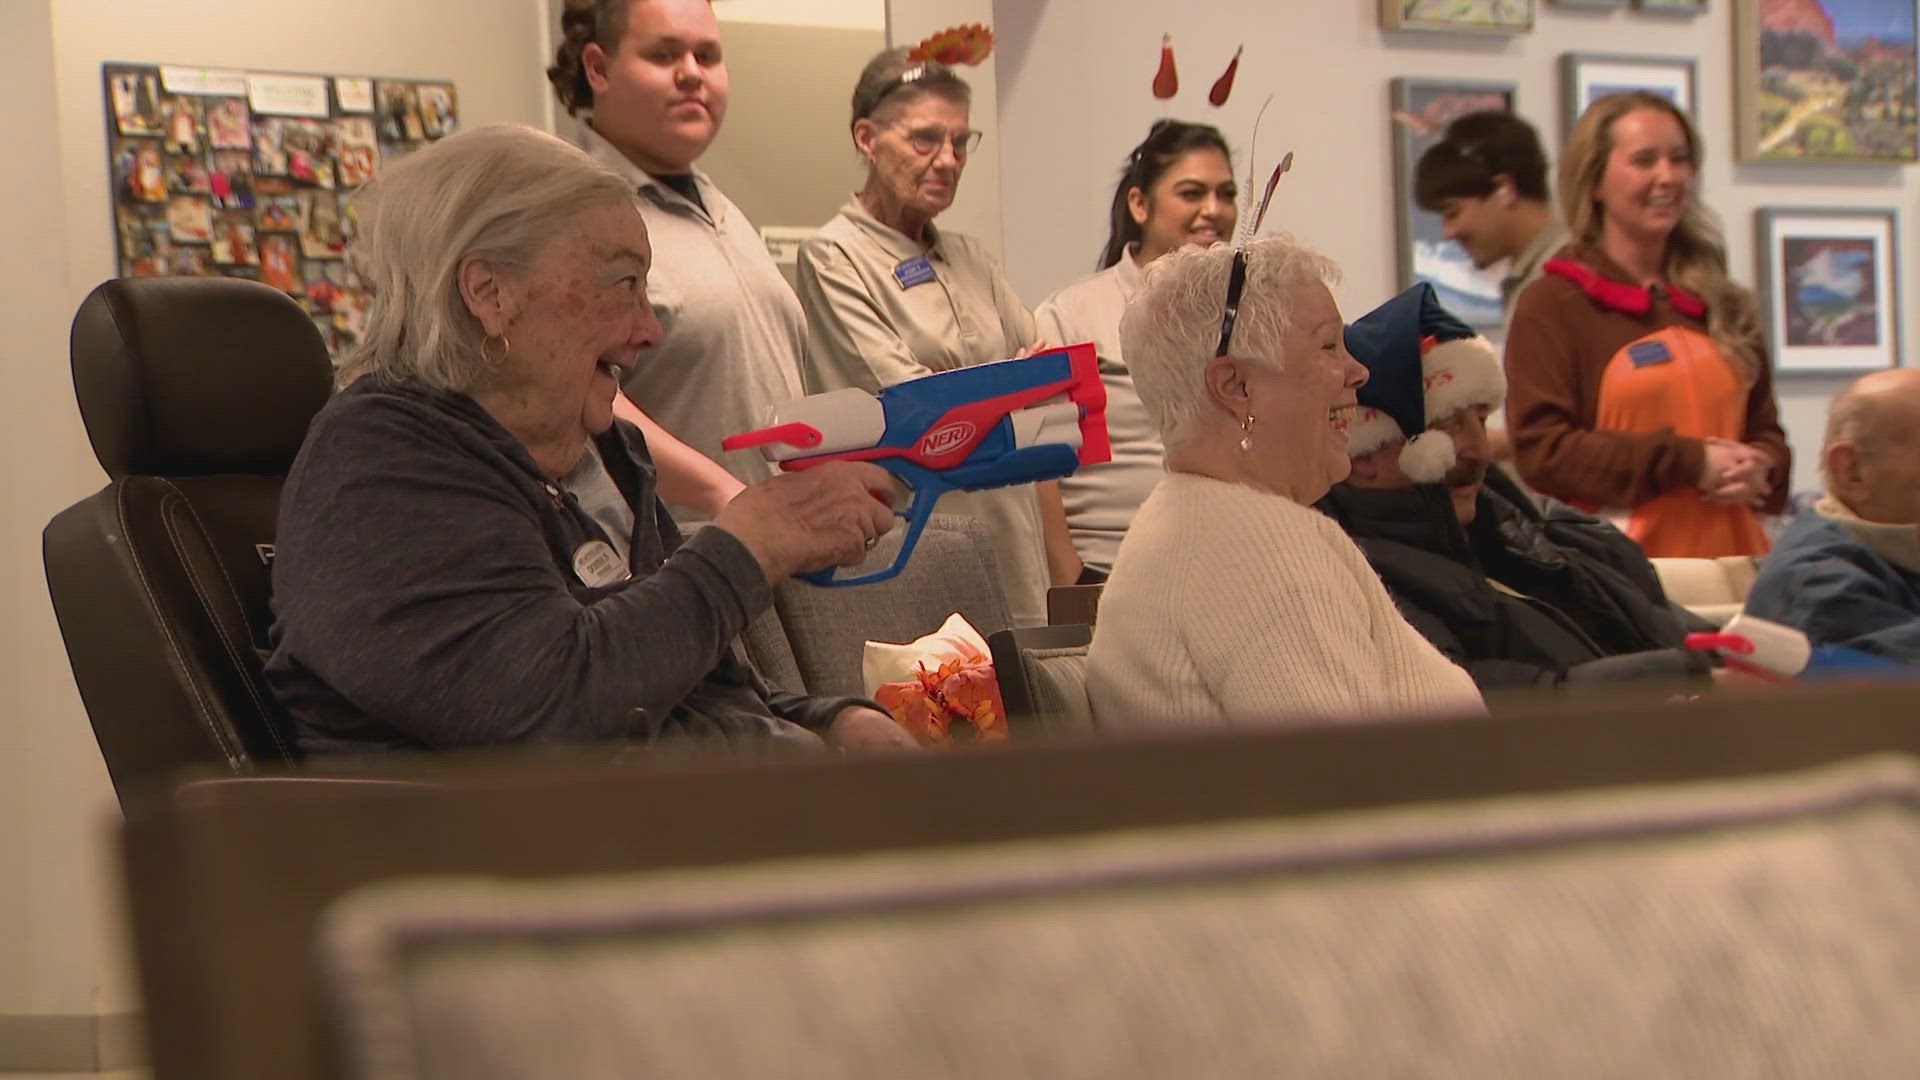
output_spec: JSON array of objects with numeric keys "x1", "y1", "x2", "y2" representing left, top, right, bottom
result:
[
  {"x1": 579, "y1": 126, "x2": 807, "y2": 492},
  {"x1": 795, "y1": 198, "x2": 1047, "y2": 625},
  {"x1": 1035, "y1": 249, "x2": 1165, "y2": 575}
]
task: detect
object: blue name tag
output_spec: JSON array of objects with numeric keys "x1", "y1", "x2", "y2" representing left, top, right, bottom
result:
[
  {"x1": 1627, "y1": 340, "x2": 1673, "y2": 367},
  {"x1": 892, "y1": 256, "x2": 936, "y2": 290}
]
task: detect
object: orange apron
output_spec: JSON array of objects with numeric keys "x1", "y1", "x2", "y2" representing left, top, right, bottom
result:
[{"x1": 1593, "y1": 326, "x2": 1770, "y2": 558}]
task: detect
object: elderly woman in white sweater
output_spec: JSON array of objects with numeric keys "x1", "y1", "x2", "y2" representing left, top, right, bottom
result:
[{"x1": 1087, "y1": 235, "x2": 1484, "y2": 728}]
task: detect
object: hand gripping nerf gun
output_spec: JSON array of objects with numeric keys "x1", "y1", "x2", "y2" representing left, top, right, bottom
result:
[
  {"x1": 1685, "y1": 612, "x2": 1912, "y2": 683},
  {"x1": 721, "y1": 344, "x2": 1110, "y2": 586}
]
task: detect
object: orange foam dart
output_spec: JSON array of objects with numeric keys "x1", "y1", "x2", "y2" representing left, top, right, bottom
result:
[
  {"x1": 908, "y1": 23, "x2": 995, "y2": 66},
  {"x1": 1153, "y1": 33, "x2": 1179, "y2": 99},
  {"x1": 1209, "y1": 45, "x2": 1242, "y2": 107}
]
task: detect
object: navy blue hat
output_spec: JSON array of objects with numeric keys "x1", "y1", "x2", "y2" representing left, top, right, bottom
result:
[{"x1": 1342, "y1": 283, "x2": 1504, "y2": 481}]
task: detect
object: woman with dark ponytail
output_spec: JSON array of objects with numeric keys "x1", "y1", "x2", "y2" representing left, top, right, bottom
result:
[{"x1": 1035, "y1": 120, "x2": 1236, "y2": 581}]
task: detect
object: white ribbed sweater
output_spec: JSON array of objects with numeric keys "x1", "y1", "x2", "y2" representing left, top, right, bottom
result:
[{"x1": 1088, "y1": 473, "x2": 1485, "y2": 729}]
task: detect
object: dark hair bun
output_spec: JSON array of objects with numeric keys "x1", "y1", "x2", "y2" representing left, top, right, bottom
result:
[{"x1": 547, "y1": 2, "x2": 600, "y2": 116}]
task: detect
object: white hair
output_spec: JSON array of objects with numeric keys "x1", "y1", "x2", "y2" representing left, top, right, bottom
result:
[
  {"x1": 338, "y1": 123, "x2": 636, "y2": 392},
  {"x1": 1118, "y1": 234, "x2": 1342, "y2": 448}
]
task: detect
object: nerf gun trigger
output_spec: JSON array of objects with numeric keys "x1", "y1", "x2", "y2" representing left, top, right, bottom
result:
[{"x1": 801, "y1": 458, "x2": 943, "y2": 588}]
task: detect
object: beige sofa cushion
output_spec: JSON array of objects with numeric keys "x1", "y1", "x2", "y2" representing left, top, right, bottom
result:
[
  {"x1": 320, "y1": 756, "x2": 1920, "y2": 1080},
  {"x1": 1653, "y1": 556, "x2": 1762, "y2": 627}
]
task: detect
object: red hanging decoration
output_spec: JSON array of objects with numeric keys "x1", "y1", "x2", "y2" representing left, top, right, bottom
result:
[
  {"x1": 1208, "y1": 45, "x2": 1242, "y2": 107},
  {"x1": 1152, "y1": 33, "x2": 1179, "y2": 99},
  {"x1": 907, "y1": 23, "x2": 996, "y2": 66}
]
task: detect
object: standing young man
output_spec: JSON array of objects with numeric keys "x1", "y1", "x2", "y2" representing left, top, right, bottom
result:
[{"x1": 551, "y1": 0, "x2": 806, "y2": 514}]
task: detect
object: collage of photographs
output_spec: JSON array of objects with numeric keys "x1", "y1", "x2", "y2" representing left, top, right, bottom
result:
[{"x1": 105, "y1": 64, "x2": 457, "y2": 355}]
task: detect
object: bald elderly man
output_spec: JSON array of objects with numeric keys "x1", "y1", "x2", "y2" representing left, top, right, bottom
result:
[{"x1": 1746, "y1": 369, "x2": 1920, "y2": 663}]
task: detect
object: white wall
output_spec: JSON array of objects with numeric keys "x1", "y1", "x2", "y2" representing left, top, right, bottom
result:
[
  {"x1": 993, "y1": 0, "x2": 1920, "y2": 495},
  {"x1": 890, "y1": 0, "x2": 1006, "y2": 259},
  {"x1": 716, "y1": 0, "x2": 883, "y2": 29},
  {"x1": 1, "y1": 0, "x2": 554, "y2": 1067},
  {"x1": 0, "y1": 0, "x2": 128, "y2": 1053}
]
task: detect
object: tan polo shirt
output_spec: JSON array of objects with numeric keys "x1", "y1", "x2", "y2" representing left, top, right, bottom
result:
[
  {"x1": 579, "y1": 126, "x2": 806, "y2": 492},
  {"x1": 1500, "y1": 218, "x2": 1569, "y2": 331},
  {"x1": 1034, "y1": 248, "x2": 1165, "y2": 575},
  {"x1": 795, "y1": 198, "x2": 1048, "y2": 626}
]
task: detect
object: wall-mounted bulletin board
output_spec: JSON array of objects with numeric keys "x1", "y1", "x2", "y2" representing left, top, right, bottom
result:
[{"x1": 102, "y1": 63, "x2": 458, "y2": 355}]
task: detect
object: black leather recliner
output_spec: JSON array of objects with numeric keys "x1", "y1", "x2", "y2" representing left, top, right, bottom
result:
[{"x1": 46, "y1": 277, "x2": 333, "y2": 806}]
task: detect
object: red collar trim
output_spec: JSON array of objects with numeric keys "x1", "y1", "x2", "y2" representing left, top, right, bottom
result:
[{"x1": 1544, "y1": 257, "x2": 1707, "y2": 319}]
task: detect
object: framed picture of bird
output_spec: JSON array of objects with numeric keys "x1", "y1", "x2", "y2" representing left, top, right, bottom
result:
[{"x1": 1756, "y1": 206, "x2": 1901, "y2": 373}]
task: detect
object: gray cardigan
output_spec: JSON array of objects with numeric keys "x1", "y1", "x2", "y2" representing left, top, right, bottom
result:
[{"x1": 266, "y1": 377, "x2": 863, "y2": 757}]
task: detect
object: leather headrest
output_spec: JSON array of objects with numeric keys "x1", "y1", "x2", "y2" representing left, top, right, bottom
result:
[{"x1": 70, "y1": 277, "x2": 335, "y2": 479}]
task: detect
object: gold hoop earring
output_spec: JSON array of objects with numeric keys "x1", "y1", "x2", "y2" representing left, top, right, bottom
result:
[
  {"x1": 482, "y1": 333, "x2": 510, "y2": 366},
  {"x1": 1239, "y1": 413, "x2": 1256, "y2": 452}
]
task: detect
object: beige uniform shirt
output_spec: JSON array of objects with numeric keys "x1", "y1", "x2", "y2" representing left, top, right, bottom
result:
[
  {"x1": 1500, "y1": 218, "x2": 1569, "y2": 332},
  {"x1": 579, "y1": 126, "x2": 806, "y2": 492},
  {"x1": 1034, "y1": 249, "x2": 1165, "y2": 575},
  {"x1": 795, "y1": 198, "x2": 1048, "y2": 626},
  {"x1": 1494, "y1": 219, "x2": 1569, "y2": 456}
]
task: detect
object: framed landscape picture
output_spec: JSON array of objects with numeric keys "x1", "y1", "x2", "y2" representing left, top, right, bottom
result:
[
  {"x1": 1756, "y1": 207, "x2": 1901, "y2": 373},
  {"x1": 1382, "y1": 0, "x2": 1535, "y2": 33},
  {"x1": 1561, "y1": 53, "x2": 1698, "y2": 137},
  {"x1": 1389, "y1": 78, "x2": 1517, "y2": 329},
  {"x1": 1735, "y1": 0, "x2": 1919, "y2": 162},
  {"x1": 1635, "y1": 0, "x2": 1707, "y2": 12}
]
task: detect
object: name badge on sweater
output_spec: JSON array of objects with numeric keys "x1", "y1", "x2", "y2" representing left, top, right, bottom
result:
[
  {"x1": 892, "y1": 256, "x2": 936, "y2": 290},
  {"x1": 1627, "y1": 340, "x2": 1673, "y2": 368},
  {"x1": 572, "y1": 540, "x2": 630, "y2": 588}
]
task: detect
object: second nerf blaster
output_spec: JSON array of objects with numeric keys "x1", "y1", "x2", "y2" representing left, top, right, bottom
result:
[
  {"x1": 1685, "y1": 612, "x2": 1912, "y2": 683},
  {"x1": 721, "y1": 344, "x2": 1111, "y2": 586}
]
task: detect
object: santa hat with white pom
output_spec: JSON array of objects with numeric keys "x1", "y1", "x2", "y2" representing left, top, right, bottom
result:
[{"x1": 1341, "y1": 283, "x2": 1505, "y2": 483}]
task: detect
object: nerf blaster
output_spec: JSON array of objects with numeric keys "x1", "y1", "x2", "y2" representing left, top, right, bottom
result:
[
  {"x1": 722, "y1": 344, "x2": 1110, "y2": 586},
  {"x1": 1685, "y1": 612, "x2": 1912, "y2": 683}
]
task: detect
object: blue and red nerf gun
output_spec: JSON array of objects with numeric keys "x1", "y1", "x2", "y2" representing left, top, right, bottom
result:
[{"x1": 721, "y1": 344, "x2": 1111, "y2": 586}]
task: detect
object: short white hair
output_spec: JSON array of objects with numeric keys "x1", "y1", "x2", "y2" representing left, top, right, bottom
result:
[
  {"x1": 338, "y1": 124, "x2": 636, "y2": 392},
  {"x1": 1119, "y1": 235, "x2": 1342, "y2": 447}
]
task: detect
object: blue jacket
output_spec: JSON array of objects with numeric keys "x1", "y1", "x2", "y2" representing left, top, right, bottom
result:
[{"x1": 1746, "y1": 507, "x2": 1920, "y2": 664}]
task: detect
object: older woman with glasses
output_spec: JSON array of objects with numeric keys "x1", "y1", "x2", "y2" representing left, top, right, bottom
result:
[
  {"x1": 794, "y1": 47, "x2": 1054, "y2": 627},
  {"x1": 1087, "y1": 236, "x2": 1484, "y2": 729}
]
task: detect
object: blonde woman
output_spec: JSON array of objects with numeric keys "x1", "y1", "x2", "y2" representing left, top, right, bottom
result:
[{"x1": 1505, "y1": 92, "x2": 1789, "y2": 558}]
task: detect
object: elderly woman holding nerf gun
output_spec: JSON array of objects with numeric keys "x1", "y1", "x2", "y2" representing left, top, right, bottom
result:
[{"x1": 266, "y1": 126, "x2": 917, "y2": 758}]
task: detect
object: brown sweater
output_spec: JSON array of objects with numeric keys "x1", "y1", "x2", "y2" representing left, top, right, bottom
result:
[{"x1": 1504, "y1": 243, "x2": 1789, "y2": 556}]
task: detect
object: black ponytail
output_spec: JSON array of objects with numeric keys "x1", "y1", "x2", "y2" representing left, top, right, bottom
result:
[{"x1": 1096, "y1": 119, "x2": 1233, "y2": 270}]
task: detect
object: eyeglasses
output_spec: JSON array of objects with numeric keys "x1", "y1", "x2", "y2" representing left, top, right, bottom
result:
[
  {"x1": 1213, "y1": 145, "x2": 1293, "y2": 358},
  {"x1": 1215, "y1": 248, "x2": 1248, "y2": 357},
  {"x1": 896, "y1": 125, "x2": 984, "y2": 158}
]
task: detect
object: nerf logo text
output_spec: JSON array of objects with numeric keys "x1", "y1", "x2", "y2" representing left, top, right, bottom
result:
[{"x1": 919, "y1": 420, "x2": 977, "y2": 459}]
